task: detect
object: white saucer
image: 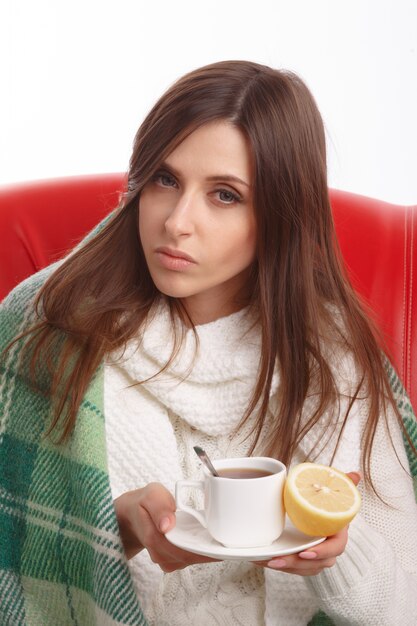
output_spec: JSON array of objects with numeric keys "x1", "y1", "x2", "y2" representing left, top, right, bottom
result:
[{"x1": 165, "y1": 511, "x2": 325, "y2": 561}]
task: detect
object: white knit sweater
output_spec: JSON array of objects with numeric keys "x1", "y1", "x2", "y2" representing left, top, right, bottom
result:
[{"x1": 104, "y1": 305, "x2": 417, "y2": 626}]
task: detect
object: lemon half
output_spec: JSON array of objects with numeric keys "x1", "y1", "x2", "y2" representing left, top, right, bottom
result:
[{"x1": 284, "y1": 463, "x2": 361, "y2": 536}]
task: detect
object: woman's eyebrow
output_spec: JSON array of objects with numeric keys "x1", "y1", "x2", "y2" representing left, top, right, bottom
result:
[
  {"x1": 159, "y1": 161, "x2": 250, "y2": 188},
  {"x1": 205, "y1": 174, "x2": 250, "y2": 187}
]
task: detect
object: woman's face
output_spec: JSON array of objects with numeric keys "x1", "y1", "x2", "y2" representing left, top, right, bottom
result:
[{"x1": 139, "y1": 120, "x2": 257, "y2": 323}]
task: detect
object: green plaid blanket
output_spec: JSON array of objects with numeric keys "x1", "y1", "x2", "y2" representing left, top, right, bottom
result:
[
  {"x1": 1, "y1": 265, "x2": 416, "y2": 626},
  {"x1": 0, "y1": 268, "x2": 147, "y2": 625}
]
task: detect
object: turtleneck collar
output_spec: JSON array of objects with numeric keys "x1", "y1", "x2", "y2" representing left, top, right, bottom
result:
[{"x1": 107, "y1": 303, "x2": 278, "y2": 437}]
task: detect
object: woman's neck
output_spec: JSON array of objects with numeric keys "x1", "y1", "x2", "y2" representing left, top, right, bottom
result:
[{"x1": 179, "y1": 285, "x2": 253, "y2": 326}]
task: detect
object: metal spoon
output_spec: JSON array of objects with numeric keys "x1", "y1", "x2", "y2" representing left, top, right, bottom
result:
[{"x1": 193, "y1": 446, "x2": 220, "y2": 477}]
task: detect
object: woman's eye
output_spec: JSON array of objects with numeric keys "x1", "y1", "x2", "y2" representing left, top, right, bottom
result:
[
  {"x1": 217, "y1": 189, "x2": 241, "y2": 204},
  {"x1": 153, "y1": 172, "x2": 177, "y2": 188}
]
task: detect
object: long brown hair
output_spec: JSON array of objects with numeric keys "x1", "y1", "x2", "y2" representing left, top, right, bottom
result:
[{"x1": 9, "y1": 60, "x2": 410, "y2": 483}]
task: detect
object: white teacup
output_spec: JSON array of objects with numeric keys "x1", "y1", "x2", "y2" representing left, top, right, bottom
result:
[{"x1": 175, "y1": 456, "x2": 286, "y2": 548}]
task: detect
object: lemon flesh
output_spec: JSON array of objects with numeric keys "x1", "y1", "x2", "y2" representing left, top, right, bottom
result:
[{"x1": 284, "y1": 463, "x2": 361, "y2": 536}]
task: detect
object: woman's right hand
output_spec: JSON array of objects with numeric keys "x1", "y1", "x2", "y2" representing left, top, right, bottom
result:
[{"x1": 114, "y1": 482, "x2": 217, "y2": 571}]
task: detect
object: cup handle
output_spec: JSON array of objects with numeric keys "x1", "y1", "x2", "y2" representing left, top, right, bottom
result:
[{"x1": 175, "y1": 480, "x2": 207, "y2": 527}]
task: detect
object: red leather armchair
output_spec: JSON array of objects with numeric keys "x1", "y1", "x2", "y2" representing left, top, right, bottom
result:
[{"x1": 0, "y1": 175, "x2": 416, "y2": 409}]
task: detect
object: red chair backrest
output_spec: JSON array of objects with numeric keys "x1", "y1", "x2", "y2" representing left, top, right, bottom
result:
[
  {"x1": 1, "y1": 175, "x2": 416, "y2": 409},
  {"x1": 331, "y1": 189, "x2": 416, "y2": 409}
]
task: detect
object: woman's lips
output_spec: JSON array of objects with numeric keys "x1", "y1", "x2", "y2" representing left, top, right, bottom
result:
[{"x1": 155, "y1": 247, "x2": 197, "y2": 271}]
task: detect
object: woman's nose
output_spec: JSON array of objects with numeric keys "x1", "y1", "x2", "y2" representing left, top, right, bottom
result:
[{"x1": 164, "y1": 194, "x2": 195, "y2": 238}]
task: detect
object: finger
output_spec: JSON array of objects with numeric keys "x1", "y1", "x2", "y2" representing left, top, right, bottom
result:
[
  {"x1": 140, "y1": 482, "x2": 177, "y2": 533},
  {"x1": 297, "y1": 528, "x2": 348, "y2": 561},
  {"x1": 261, "y1": 531, "x2": 347, "y2": 570},
  {"x1": 346, "y1": 471, "x2": 361, "y2": 486},
  {"x1": 139, "y1": 504, "x2": 217, "y2": 566},
  {"x1": 149, "y1": 536, "x2": 219, "y2": 569},
  {"x1": 252, "y1": 555, "x2": 337, "y2": 574},
  {"x1": 266, "y1": 562, "x2": 336, "y2": 576},
  {"x1": 139, "y1": 484, "x2": 220, "y2": 569},
  {"x1": 161, "y1": 543, "x2": 219, "y2": 565}
]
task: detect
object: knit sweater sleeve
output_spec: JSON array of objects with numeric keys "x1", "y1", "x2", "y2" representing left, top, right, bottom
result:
[
  {"x1": 307, "y1": 515, "x2": 417, "y2": 625},
  {"x1": 305, "y1": 393, "x2": 417, "y2": 625}
]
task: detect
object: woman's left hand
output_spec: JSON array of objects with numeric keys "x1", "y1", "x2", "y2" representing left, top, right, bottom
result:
[
  {"x1": 253, "y1": 471, "x2": 360, "y2": 576},
  {"x1": 253, "y1": 527, "x2": 349, "y2": 575}
]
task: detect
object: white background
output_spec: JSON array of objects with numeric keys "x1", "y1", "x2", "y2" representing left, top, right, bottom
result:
[{"x1": 1, "y1": 0, "x2": 416, "y2": 204}]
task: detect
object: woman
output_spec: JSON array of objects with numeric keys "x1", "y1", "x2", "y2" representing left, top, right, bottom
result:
[{"x1": 1, "y1": 60, "x2": 416, "y2": 626}]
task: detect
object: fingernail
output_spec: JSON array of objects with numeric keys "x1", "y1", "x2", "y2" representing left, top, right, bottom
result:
[
  {"x1": 299, "y1": 551, "x2": 317, "y2": 559},
  {"x1": 267, "y1": 558, "x2": 286, "y2": 568},
  {"x1": 159, "y1": 517, "x2": 170, "y2": 533}
]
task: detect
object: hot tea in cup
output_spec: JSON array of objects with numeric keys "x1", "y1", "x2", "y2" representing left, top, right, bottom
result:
[
  {"x1": 216, "y1": 467, "x2": 274, "y2": 479},
  {"x1": 175, "y1": 456, "x2": 286, "y2": 548}
]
